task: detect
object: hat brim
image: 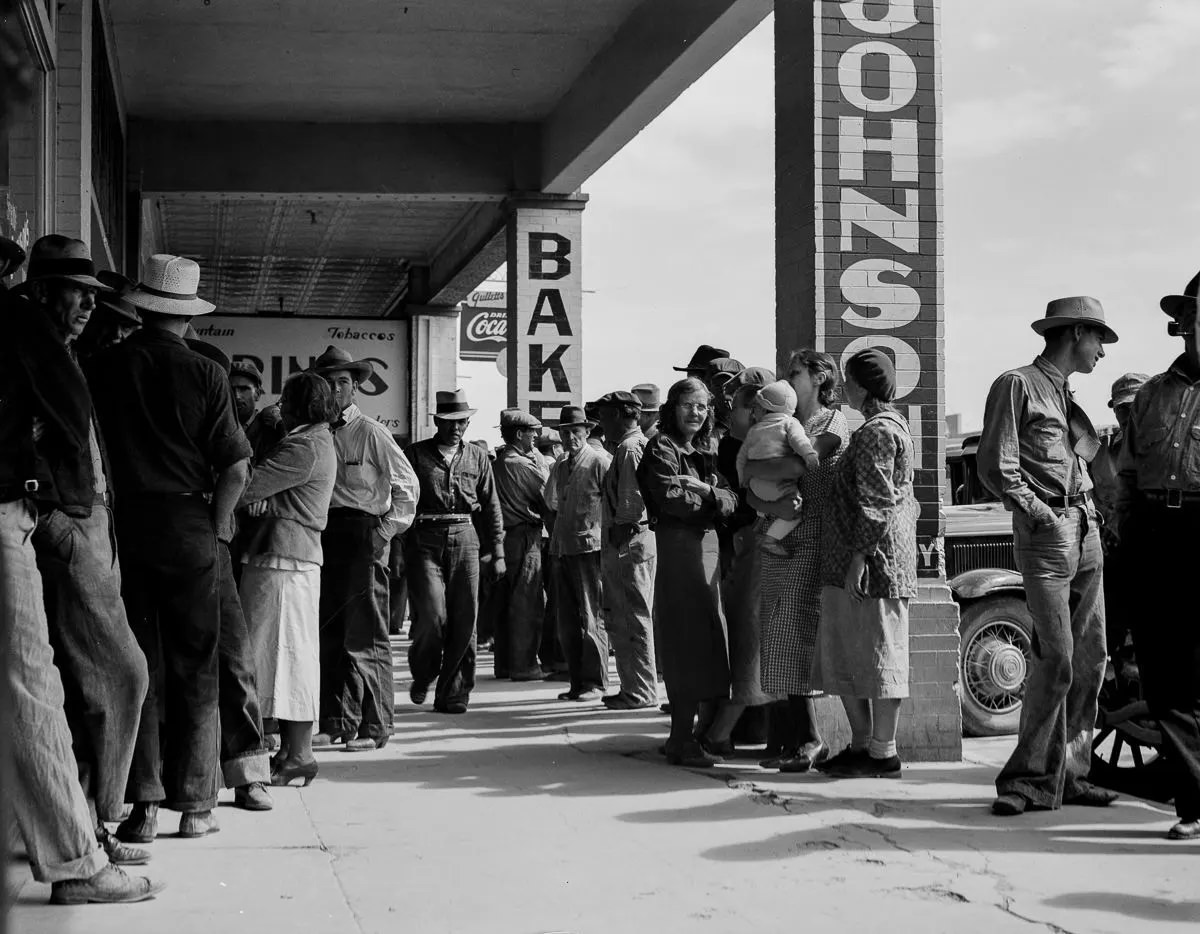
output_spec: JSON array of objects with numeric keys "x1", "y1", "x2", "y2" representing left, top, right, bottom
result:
[
  {"x1": 433, "y1": 409, "x2": 476, "y2": 421},
  {"x1": 128, "y1": 289, "x2": 216, "y2": 317},
  {"x1": 557, "y1": 419, "x2": 597, "y2": 430},
  {"x1": 32, "y1": 272, "x2": 107, "y2": 289},
  {"x1": 1031, "y1": 316, "x2": 1118, "y2": 344},
  {"x1": 97, "y1": 299, "x2": 142, "y2": 325},
  {"x1": 1160, "y1": 294, "x2": 1195, "y2": 318},
  {"x1": 315, "y1": 361, "x2": 374, "y2": 382}
]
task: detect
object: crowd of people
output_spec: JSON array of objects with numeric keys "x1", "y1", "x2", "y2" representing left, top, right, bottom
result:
[{"x1": 2, "y1": 230, "x2": 1198, "y2": 905}]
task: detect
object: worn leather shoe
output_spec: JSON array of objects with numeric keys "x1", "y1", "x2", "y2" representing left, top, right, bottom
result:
[
  {"x1": 432, "y1": 702, "x2": 468, "y2": 715},
  {"x1": 50, "y1": 865, "x2": 166, "y2": 905},
  {"x1": 815, "y1": 746, "x2": 868, "y2": 774},
  {"x1": 234, "y1": 782, "x2": 274, "y2": 810},
  {"x1": 778, "y1": 740, "x2": 829, "y2": 773},
  {"x1": 1064, "y1": 783, "x2": 1118, "y2": 807},
  {"x1": 603, "y1": 692, "x2": 656, "y2": 710},
  {"x1": 97, "y1": 826, "x2": 150, "y2": 866},
  {"x1": 575, "y1": 687, "x2": 604, "y2": 702},
  {"x1": 345, "y1": 737, "x2": 380, "y2": 751},
  {"x1": 409, "y1": 682, "x2": 429, "y2": 705},
  {"x1": 178, "y1": 810, "x2": 219, "y2": 838},
  {"x1": 312, "y1": 731, "x2": 347, "y2": 747},
  {"x1": 824, "y1": 753, "x2": 902, "y2": 779},
  {"x1": 115, "y1": 803, "x2": 158, "y2": 844},
  {"x1": 1167, "y1": 819, "x2": 1200, "y2": 840},
  {"x1": 991, "y1": 792, "x2": 1029, "y2": 816},
  {"x1": 664, "y1": 741, "x2": 719, "y2": 769}
]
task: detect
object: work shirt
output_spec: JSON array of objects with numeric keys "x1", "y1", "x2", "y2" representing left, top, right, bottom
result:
[
  {"x1": 89, "y1": 327, "x2": 251, "y2": 495},
  {"x1": 1089, "y1": 431, "x2": 1124, "y2": 526},
  {"x1": 977, "y1": 355, "x2": 1097, "y2": 527},
  {"x1": 601, "y1": 427, "x2": 649, "y2": 530},
  {"x1": 546, "y1": 442, "x2": 611, "y2": 557},
  {"x1": 1116, "y1": 354, "x2": 1200, "y2": 505},
  {"x1": 407, "y1": 436, "x2": 504, "y2": 560},
  {"x1": 245, "y1": 404, "x2": 285, "y2": 463},
  {"x1": 493, "y1": 443, "x2": 549, "y2": 529},
  {"x1": 329, "y1": 403, "x2": 418, "y2": 540}
]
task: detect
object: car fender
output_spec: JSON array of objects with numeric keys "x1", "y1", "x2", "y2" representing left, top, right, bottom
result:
[{"x1": 950, "y1": 568, "x2": 1025, "y2": 602}]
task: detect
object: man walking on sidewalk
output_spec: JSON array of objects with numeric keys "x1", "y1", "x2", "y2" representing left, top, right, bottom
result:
[{"x1": 978, "y1": 296, "x2": 1117, "y2": 816}]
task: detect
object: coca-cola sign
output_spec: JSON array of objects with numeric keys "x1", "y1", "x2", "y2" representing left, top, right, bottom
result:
[{"x1": 460, "y1": 307, "x2": 508, "y2": 361}]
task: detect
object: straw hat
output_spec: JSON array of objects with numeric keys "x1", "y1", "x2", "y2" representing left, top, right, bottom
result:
[{"x1": 129, "y1": 254, "x2": 215, "y2": 316}]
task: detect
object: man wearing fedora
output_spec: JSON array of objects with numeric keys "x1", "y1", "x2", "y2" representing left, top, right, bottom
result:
[
  {"x1": 595, "y1": 391, "x2": 659, "y2": 710},
  {"x1": 1111, "y1": 272, "x2": 1200, "y2": 839},
  {"x1": 488, "y1": 409, "x2": 551, "y2": 680},
  {"x1": 90, "y1": 254, "x2": 252, "y2": 842},
  {"x1": 406, "y1": 389, "x2": 505, "y2": 713},
  {"x1": 979, "y1": 296, "x2": 1116, "y2": 817},
  {"x1": 632, "y1": 383, "x2": 661, "y2": 439},
  {"x1": 312, "y1": 345, "x2": 418, "y2": 749},
  {"x1": 75, "y1": 270, "x2": 141, "y2": 364},
  {"x1": 675, "y1": 344, "x2": 732, "y2": 379},
  {"x1": 545, "y1": 404, "x2": 612, "y2": 702}
]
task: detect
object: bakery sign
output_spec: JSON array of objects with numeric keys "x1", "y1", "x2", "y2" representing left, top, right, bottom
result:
[{"x1": 459, "y1": 284, "x2": 507, "y2": 361}]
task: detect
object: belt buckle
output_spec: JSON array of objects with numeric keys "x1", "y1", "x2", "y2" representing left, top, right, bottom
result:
[
  {"x1": 1167, "y1": 489, "x2": 1183, "y2": 509},
  {"x1": 23, "y1": 479, "x2": 38, "y2": 494}
]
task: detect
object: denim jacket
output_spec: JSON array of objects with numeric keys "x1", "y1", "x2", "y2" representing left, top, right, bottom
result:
[
  {"x1": 1117, "y1": 355, "x2": 1200, "y2": 509},
  {"x1": 546, "y1": 442, "x2": 610, "y2": 557}
]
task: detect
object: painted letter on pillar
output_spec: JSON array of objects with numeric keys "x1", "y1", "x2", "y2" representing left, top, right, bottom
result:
[{"x1": 506, "y1": 201, "x2": 585, "y2": 427}]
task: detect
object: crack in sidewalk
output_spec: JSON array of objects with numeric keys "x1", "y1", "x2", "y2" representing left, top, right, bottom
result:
[{"x1": 298, "y1": 788, "x2": 366, "y2": 934}]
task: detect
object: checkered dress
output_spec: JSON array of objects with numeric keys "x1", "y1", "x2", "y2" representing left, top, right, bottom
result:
[{"x1": 760, "y1": 408, "x2": 849, "y2": 696}]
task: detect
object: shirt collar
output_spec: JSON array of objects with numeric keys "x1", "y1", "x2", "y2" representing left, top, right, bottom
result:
[
  {"x1": 1168, "y1": 354, "x2": 1200, "y2": 383},
  {"x1": 335, "y1": 403, "x2": 362, "y2": 430},
  {"x1": 1033, "y1": 355, "x2": 1069, "y2": 390}
]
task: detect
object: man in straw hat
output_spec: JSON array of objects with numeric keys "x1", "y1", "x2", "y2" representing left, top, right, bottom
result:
[
  {"x1": 0, "y1": 237, "x2": 165, "y2": 902},
  {"x1": 1110, "y1": 270, "x2": 1200, "y2": 839},
  {"x1": 311, "y1": 345, "x2": 418, "y2": 749},
  {"x1": 488, "y1": 408, "x2": 550, "y2": 681},
  {"x1": 89, "y1": 253, "x2": 252, "y2": 842},
  {"x1": 545, "y1": 404, "x2": 612, "y2": 702},
  {"x1": 978, "y1": 295, "x2": 1117, "y2": 817},
  {"x1": 405, "y1": 389, "x2": 504, "y2": 714}
]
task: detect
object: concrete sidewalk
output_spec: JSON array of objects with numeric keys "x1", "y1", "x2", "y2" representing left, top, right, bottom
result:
[{"x1": 8, "y1": 663, "x2": 1199, "y2": 934}]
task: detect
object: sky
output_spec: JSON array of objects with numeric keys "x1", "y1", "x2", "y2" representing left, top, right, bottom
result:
[{"x1": 460, "y1": 1, "x2": 1200, "y2": 446}]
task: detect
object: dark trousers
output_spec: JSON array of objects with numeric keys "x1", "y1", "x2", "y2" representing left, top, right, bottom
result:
[
  {"x1": 388, "y1": 537, "x2": 408, "y2": 637},
  {"x1": 997, "y1": 506, "x2": 1106, "y2": 808},
  {"x1": 33, "y1": 505, "x2": 149, "y2": 822},
  {"x1": 554, "y1": 551, "x2": 609, "y2": 694},
  {"x1": 407, "y1": 522, "x2": 480, "y2": 708},
  {"x1": 118, "y1": 496, "x2": 221, "y2": 812},
  {"x1": 539, "y1": 546, "x2": 567, "y2": 674},
  {"x1": 319, "y1": 511, "x2": 393, "y2": 744},
  {"x1": 1127, "y1": 501, "x2": 1200, "y2": 821},
  {"x1": 491, "y1": 523, "x2": 545, "y2": 679},
  {"x1": 216, "y1": 543, "x2": 269, "y2": 787}
]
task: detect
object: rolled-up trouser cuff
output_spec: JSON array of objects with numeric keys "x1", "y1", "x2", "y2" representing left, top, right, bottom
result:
[
  {"x1": 163, "y1": 795, "x2": 219, "y2": 813},
  {"x1": 31, "y1": 848, "x2": 108, "y2": 885},
  {"x1": 222, "y1": 750, "x2": 272, "y2": 788}
]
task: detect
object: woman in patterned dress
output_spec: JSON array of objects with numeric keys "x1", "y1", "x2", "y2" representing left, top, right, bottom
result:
[
  {"x1": 816, "y1": 348, "x2": 919, "y2": 779},
  {"x1": 748, "y1": 350, "x2": 849, "y2": 772}
]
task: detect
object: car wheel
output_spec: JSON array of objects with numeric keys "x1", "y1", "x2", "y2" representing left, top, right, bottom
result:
[{"x1": 959, "y1": 596, "x2": 1033, "y2": 737}]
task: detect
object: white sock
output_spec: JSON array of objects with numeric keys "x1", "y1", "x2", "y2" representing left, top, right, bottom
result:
[{"x1": 869, "y1": 739, "x2": 897, "y2": 759}]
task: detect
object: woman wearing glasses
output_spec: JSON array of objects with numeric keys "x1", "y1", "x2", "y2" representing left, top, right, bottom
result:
[{"x1": 637, "y1": 378, "x2": 739, "y2": 767}]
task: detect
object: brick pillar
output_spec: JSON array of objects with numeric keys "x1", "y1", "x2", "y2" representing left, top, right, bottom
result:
[
  {"x1": 53, "y1": 0, "x2": 93, "y2": 243},
  {"x1": 408, "y1": 306, "x2": 461, "y2": 443},
  {"x1": 505, "y1": 194, "x2": 587, "y2": 426},
  {"x1": 776, "y1": 0, "x2": 961, "y2": 761}
]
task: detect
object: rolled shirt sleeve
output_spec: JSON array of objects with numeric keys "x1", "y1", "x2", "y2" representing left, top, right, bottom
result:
[{"x1": 375, "y1": 432, "x2": 419, "y2": 540}]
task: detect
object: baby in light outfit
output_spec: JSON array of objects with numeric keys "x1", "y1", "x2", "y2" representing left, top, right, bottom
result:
[{"x1": 736, "y1": 380, "x2": 819, "y2": 549}]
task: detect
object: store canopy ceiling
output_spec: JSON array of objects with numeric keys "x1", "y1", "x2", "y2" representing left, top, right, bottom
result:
[{"x1": 109, "y1": 0, "x2": 771, "y2": 317}]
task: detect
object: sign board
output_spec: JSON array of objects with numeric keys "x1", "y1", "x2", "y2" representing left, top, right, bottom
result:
[
  {"x1": 459, "y1": 284, "x2": 507, "y2": 361},
  {"x1": 190, "y1": 316, "x2": 409, "y2": 437},
  {"x1": 506, "y1": 199, "x2": 586, "y2": 426},
  {"x1": 785, "y1": 0, "x2": 944, "y2": 576}
]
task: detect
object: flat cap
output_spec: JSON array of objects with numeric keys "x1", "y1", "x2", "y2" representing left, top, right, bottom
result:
[
  {"x1": 1108, "y1": 372, "x2": 1149, "y2": 408},
  {"x1": 500, "y1": 408, "x2": 542, "y2": 429},
  {"x1": 592, "y1": 390, "x2": 641, "y2": 410},
  {"x1": 230, "y1": 359, "x2": 265, "y2": 387}
]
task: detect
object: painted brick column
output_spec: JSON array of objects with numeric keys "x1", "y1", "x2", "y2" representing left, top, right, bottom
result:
[
  {"x1": 53, "y1": 0, "x2": 93, "y2": 242},
  {"x1": 505, "y1": 194, "x2": 587, "y2": 426},
  {"x1": 408, "y1": 306, "x2": 460, "y2": 443},
  {"x1": 776, "y1": 0, "x2": 961, "y2": 761}
]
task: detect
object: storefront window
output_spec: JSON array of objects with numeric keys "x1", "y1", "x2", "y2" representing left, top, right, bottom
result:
[{"x1": 1, "y1": 66, "x2": 47, "y2": 270}]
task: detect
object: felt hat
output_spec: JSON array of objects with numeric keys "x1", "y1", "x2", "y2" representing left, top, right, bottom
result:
[
  {"x1": 1108, "y1": 372, "x2": 1149, "y2": 408},
  {"x1": 535, "y1": 434, "x2": 562, "y2": 452},
  {"x1": 95, "y1": 270, "x2": 142, "y2": 326},
  {"x1": 499, "y1": 408, "x2": 541, "y2": 430},
  {"x1": 0, "y1": 236, "x2": 26, "y2": 280},
  {"x1": 592, "y1": 390, "x2": 642, "y2": 410},
  {"x1": 556, "y1": 405, "x2": 595, "y2": 429},
  {"x1": 230, "y1": 359, "x2": 265, "y2": 388},
  {"x1": 630, "y1": 383, "x2": 661, "y2": 411},
  {"x1": 674, "y1": 343, "x2": 731, "y2": 373},
  {"x1": 701, "y1": 357, "x2": 745, "y2": 391},
  {"x1": 25, "y1": 236, "x2": 105, "y2": 289},
  {"x1": 312, "y1": 345, "x2": 374, "y2": 382},
  {"x1": 1031, "y1": 296, "x2": 1118, "y2": 344},
  {"x1": 186, "y1": 338, "x2": 232, "y2": 374},
  {"x1": 128, "y1": 254, "x2": 215, "y2": 316},
  {"x1": 433, "y1": 388, "x2": 476, "y2": 420},
  {"x1": 1160, "y1": 271, "x2": 1200, "y2": 320}
]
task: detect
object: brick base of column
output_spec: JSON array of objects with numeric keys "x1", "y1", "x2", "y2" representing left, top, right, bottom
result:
[{"x1": 812, "y1": 582, "x2": 962, "y2": 763}]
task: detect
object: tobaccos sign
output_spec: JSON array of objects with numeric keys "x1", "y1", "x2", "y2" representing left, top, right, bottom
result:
[
  {"x1": 816, "y1": 0, "x2": 943, "y2": 574},
  {"x1": 191, "y1": 316, "x2": 409, "y2": 436}
]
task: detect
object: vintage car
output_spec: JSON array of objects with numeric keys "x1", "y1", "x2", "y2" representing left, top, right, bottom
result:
[{"x1": 944, "y1": 434, "x2": 1030, "y2": 737}]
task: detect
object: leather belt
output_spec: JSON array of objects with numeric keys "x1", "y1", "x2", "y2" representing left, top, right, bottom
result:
[
  {"x1": 0, "y1": 479, "x2": 39, "y2": 502},
  {"x1": 1035, "y1": 490, "x2": 1091, "y2": 509},
  {"x1": 416, "y1": 513, "x2": 472, "y2": 525},
  {"x1": 1143, "y1": 489, "x2": 1200, "y2": 509}
]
